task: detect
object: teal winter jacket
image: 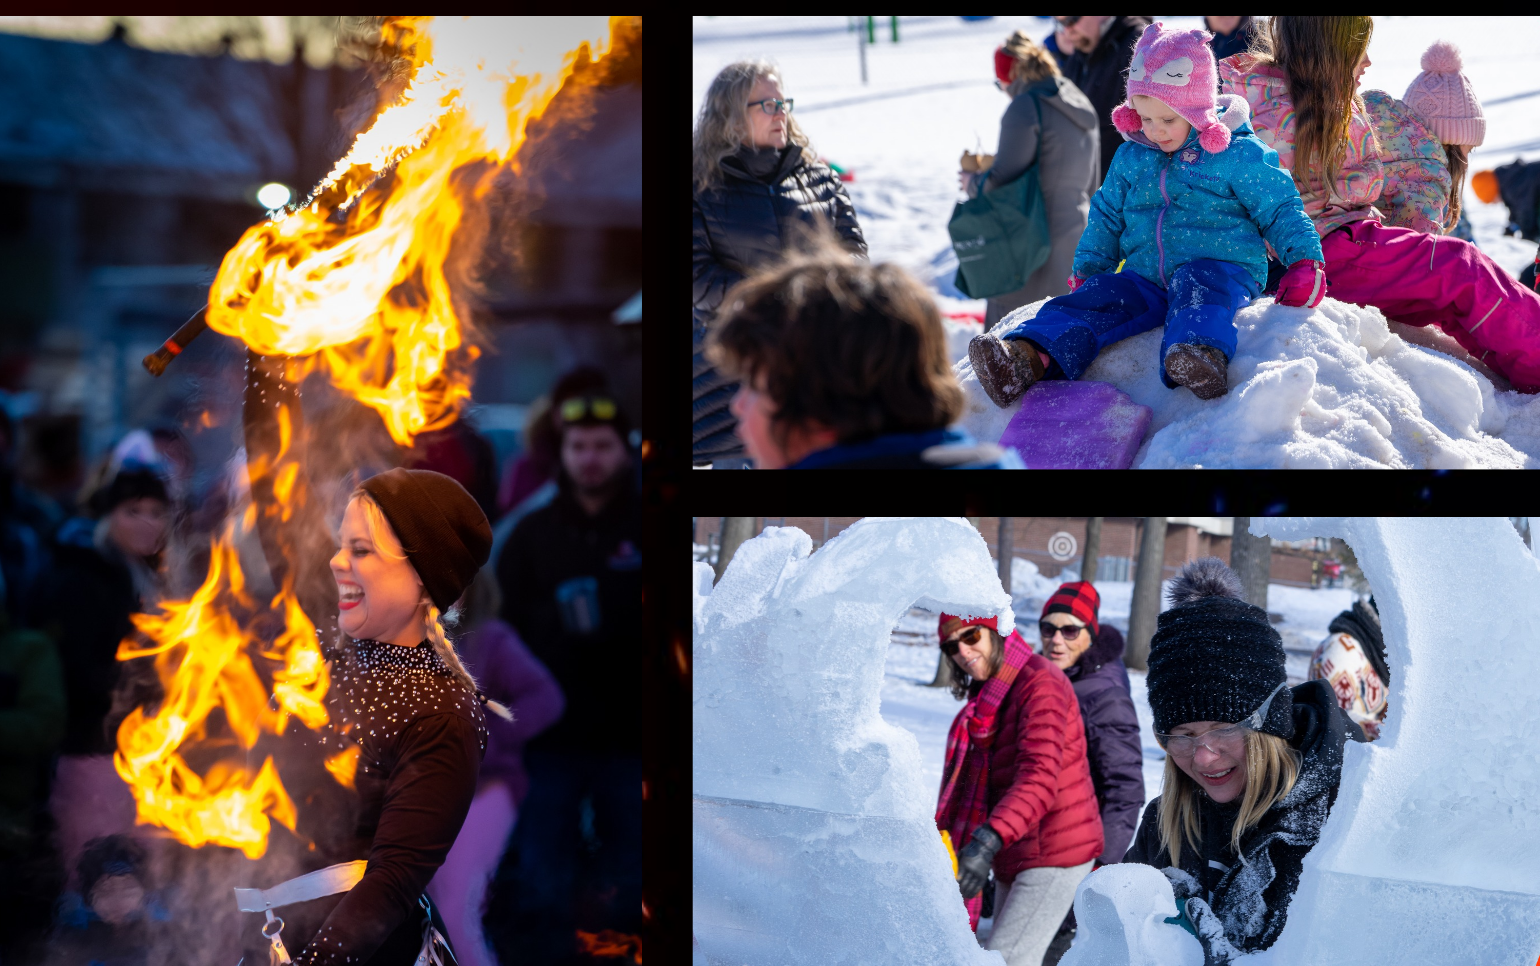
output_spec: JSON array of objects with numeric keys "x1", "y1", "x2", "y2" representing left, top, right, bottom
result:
[{"x1": 1072, "y1": 94, "x2": 1322, "y2": 291}]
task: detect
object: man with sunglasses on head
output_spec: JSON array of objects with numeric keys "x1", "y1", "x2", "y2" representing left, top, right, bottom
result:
[
  {"x1": 491, "y1": 394, "x2": 641, "y2": 965},
  {"x1": 1050, "y1": 15, "x2": 1152, "y2": 182},
  {"x1": 933, "y1": 609, "x2": 1102, "y2": 965}
]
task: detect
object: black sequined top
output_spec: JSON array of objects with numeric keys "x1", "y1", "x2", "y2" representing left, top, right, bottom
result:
[{"x1": 293, "y1": 638, "x2": 488, "y2": 965}]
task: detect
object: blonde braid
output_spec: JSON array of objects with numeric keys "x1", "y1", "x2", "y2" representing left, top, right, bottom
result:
[{"x1": 424, "y1": 598, "x2": 514, "y2": 721}]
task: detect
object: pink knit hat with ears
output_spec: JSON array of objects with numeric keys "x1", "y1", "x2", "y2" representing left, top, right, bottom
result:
[
  {"x1": 1111, "y1": 22, "x2": 1232, "y2": 154},
  {"x1": 1403, "y1": 40, "x2": 1485, "y2": 147}
]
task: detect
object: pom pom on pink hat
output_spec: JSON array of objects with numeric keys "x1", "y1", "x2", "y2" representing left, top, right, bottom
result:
[{"x1": 1403, "y1": 40, "x2": 1484, "y2": 147}]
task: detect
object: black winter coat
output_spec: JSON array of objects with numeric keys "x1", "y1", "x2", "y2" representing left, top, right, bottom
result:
[
  {"x1": 1057, "y1": 16, "x2": 1152, "y2": 182},
  {"x1": 1063, "y1": 624, "x2": 1144, "y2": 865},
  {"x1": 495, "y1": 478, "x2": 640, "y2": 754},
  {"x1": 36, "y1": 532, "x2": 141, "y2": 755},
  {"x1": 1123, "y1": 679, "x2": 1365, "y2": 953},
  {"x1": 1206, "y1": 17, "x2": 1258, "y2": 63},
  {"x1": 691, "y1": 145, "x2": 867, "y2": 462}
]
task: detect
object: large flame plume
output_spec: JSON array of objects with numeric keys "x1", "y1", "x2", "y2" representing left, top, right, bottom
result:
[
  {"x1": 116, "y1": 17, "x2": 618, "y2": 859},
  {"x1": 113, "y1": 523, "x2": 328, "y2": 859},
  {"x1": 205, "y1": 16, "x2": 614, "y2": 446}
]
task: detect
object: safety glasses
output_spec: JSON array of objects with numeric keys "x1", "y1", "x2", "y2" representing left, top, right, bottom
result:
[{"x1": 1155, "y1": 682, "x2": 1290, "y2": 759}]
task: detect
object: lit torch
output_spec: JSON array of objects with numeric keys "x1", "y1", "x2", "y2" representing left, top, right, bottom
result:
[{"x1": 117, "y1": 16, "x2": 622, "y2": 863}]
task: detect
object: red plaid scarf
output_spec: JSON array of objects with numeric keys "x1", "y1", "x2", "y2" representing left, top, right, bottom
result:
[{"x1": 934, "y1": 629, "x2": 1035, "y2": 930}]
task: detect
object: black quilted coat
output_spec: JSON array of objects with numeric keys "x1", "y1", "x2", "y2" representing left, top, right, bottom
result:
[{"x1": 691, "y1": 145, "x2": 866, "y2": 462}]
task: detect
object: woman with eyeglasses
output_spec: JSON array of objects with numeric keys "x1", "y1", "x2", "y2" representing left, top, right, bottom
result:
[
  {"x1": 1121, "y1": 557, "x2": 1365, "y2": 960},
  {"x1": 692, "y1": 59, "x2": 867, "y2": 468},
  {"x1": 933, "y1": 611, "x2": 1102, "y2": 965}
]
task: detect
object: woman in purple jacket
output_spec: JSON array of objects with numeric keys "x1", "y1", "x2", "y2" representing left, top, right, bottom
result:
[
  {"x1": 1037, "y1": 582, "x2": 1145, "y2": 961},
  {"x1": 427, "y1": 569, "x2": 564, "y2": 966}
]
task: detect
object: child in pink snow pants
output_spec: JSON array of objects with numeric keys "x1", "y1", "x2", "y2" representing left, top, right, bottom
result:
[
  {"x1": 1321, "y1": 221, "x2": 1540, "y2": 391},
  {"x1": 1221, "y1": 20, "x2": 1540, "y2": 393}
]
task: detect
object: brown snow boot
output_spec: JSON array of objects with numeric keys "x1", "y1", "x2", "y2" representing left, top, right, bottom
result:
[
  {"x1": 969, "y1": 330, "x2": 1047, "y2": 408},
  {"x1": 1164, "y1": 343, "x2": 1230, "y2": 400}
]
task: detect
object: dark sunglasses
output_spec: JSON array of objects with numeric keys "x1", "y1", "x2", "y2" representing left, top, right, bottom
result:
[
  {"x1": 940, "y1": 625, "x2": 987, "y2": 653},
  {"x1": 1039, "y1": 622, "x2": 1085, "y2": 641},
  {"x1": 1054, "y1": 16, "x2": 1083, "y2": 27},
  {"x1": 560, "y1": 396, "x2": 617, "y2": 423}
]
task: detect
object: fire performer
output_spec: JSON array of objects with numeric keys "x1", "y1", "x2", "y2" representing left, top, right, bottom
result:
[{"x1": 240, "y1": 468, "x2": 506, "y2": 966}]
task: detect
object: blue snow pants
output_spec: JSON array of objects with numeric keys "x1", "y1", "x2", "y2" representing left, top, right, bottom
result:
[{"x1": 1000, "y1": 258, "x2": 1259, "y2": 388}]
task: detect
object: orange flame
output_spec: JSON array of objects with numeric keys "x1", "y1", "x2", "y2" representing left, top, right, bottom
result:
[
  {"x1": 576, "y1": 930, "x2": 642, "y2": 963},
  {"x1": 204, "y1": 16, "x2": 615, "y2": 445},
  {"x1": 324, "y1": 746, "x2": 361, "y2": 791},
  {"x1": 114, "y1": 526, "x2": 328, "y2": 859}
]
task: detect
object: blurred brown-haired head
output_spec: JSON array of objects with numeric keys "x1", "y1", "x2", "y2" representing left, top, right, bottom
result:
[{"x1": 705, "y1": 227, "x2": 964, "y2": 449}]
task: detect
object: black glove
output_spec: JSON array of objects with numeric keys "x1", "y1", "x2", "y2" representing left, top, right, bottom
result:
[{"x1": 956, "y1": 825, "x2": 1003, "y2": 899}]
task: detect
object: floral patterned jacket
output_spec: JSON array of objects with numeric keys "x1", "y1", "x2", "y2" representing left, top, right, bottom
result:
[
  {"x1": 1218, "y1": 54, "x2": 1383, "y2": 237},
  {"x1": 1362, "y1": 90, "x2": 1452, "y2": 236}
]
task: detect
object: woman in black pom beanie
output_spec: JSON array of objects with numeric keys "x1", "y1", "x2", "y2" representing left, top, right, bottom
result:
[{"x1": 1122, "y1": 557, "x2": 1365, "y2": 961}]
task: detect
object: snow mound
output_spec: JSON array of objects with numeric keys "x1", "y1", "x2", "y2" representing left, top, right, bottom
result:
[
  {"x1": 693, "y1": 520, "x2": 1011, "y2": 966},
  {"x1": 953, "y1": 296, "x2": 1534, "y2": 468},
  {"x1": 1058, "y1": 864, "x2": 1202, "y2": 966}
]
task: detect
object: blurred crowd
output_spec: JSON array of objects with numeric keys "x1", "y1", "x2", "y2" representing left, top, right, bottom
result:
[{"x1": 0, "y1": 363, "x2": 640, "y2": 966}]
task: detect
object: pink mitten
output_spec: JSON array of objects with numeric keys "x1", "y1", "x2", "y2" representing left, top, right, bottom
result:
[
  {"x1": 1274, "y1": 259, "x2": 1327, "y2": 308},
  {"x1": 1066, "y1": 274, "x2": 1085, "y2": 293}
]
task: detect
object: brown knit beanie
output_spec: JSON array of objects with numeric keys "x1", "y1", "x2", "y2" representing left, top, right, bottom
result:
[{"x1": 358, "y1": 468, "x2": 492, "y2": 611}]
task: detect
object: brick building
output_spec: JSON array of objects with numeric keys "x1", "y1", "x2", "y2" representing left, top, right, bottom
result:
[{"x1": 694, "y1": 517, "x2": 1330, "y2": 588}]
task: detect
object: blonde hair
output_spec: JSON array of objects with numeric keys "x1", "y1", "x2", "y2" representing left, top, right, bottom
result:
[
  {"x1": 1003, "y1": 30, "x2": 1060, "y2": 84},
  {"x1": 693, "y1": 59, "x2": 813, "y2": 194},
  {"x1": 348, "y1": 491, "x2": 513, "y2": 721},
  {"x1": 1158, "y1": 729, "x2": 1302, "y2": 867}
]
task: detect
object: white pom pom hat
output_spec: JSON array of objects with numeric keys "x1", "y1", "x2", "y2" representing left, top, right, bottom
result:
[{"x1": 1403, "y1": 40, "x2": 1485, "y2": 147}]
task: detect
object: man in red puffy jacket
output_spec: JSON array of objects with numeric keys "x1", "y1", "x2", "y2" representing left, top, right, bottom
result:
[{"x1": 935, "y1": 613, "x2": 1103, "y2": 965}]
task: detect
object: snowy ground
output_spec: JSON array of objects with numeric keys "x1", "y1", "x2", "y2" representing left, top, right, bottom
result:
[
  {"x1": 881, "y1": 576, "x2": 1356, "y2": 814},
  {"x1": 693, "y1": 17, "x2": 1540, "y2": 467}
]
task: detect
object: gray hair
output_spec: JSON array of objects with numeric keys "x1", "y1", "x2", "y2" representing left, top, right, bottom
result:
[{"x1": 693, "y1": 59, "x2": 813, "y2": 194}]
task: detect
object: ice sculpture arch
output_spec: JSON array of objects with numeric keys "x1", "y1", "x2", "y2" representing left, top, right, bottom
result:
[
  {"x1": 694, "y1": 518, "x2": 1540, "y2": 965},
  {"x1": 693, "y1": 519, "x2": 1012, "y2": 966},
  {"x1": 1245, "y1": 517, "x2": 1540, "y2": 964}
]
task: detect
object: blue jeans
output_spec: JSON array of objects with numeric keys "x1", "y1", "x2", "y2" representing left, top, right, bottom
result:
[
  {"x1": 487, "y1": 751, "x2": 643, "y2": 965},
  {"x1": 1001, "y1": 259, "x2": 1259, "y2": 387}
]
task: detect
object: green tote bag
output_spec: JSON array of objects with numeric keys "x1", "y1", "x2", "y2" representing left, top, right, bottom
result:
[{"x1": 948, "y1": 96, "x2": 1052, "y2": 300}]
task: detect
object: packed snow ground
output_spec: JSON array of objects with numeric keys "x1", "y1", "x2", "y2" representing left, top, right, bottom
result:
[
  {"x1": 881, "y1": 561, "x2": 1355, "y2": 814},
  {"x1": 693, "y1": 17, "x2": 1540, "y2": 468}
]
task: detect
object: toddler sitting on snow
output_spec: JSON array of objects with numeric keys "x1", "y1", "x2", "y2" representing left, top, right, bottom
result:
[{"x1": 971, "y1": 22, "x2": 1325, "y2": 404}]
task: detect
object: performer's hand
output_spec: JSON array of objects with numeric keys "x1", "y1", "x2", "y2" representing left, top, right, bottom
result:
[{"x1": 955, "y1": 824, "x2": 1003, "y2": 899}]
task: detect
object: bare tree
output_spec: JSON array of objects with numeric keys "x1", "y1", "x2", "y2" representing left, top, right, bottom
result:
[
  {"x1": 713, "y1": 518, "x2": 758, "y2": 582},
  {"x1": 1125, "y1": 518, "x2": 1167, "y2": 671},
  {"x1": 997, "y1": 518, "x2": 1014, "y2": 591},
  {"x1": 1228, "y1": 517, "x2": 1271, "y2": 610},
  {"x1": 1082, "y1": 517, "x2": 1103, "y2": 583}
]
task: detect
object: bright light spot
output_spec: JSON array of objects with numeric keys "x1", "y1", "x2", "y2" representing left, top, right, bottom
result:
[{"x1": 257, "y1": 183, "x2": 292, "y2": 210}]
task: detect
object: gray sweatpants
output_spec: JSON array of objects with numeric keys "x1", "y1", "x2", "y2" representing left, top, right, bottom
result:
[{"x1": 983, "y1": 860, "x2": 1095, "y2": 966}]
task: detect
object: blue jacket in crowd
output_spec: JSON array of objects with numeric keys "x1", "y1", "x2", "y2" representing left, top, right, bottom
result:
[{"x1": 1073, "y1": 95, "x2": 1322, "y2": 292}]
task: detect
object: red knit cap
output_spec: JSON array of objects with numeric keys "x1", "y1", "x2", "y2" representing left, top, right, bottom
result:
[
  {"x1": 1042, "y1": 581, "x2": 1100, "y2": 635},
  {"x1": 938, "y1": 612, "x2": 999, "y2": 643}
]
